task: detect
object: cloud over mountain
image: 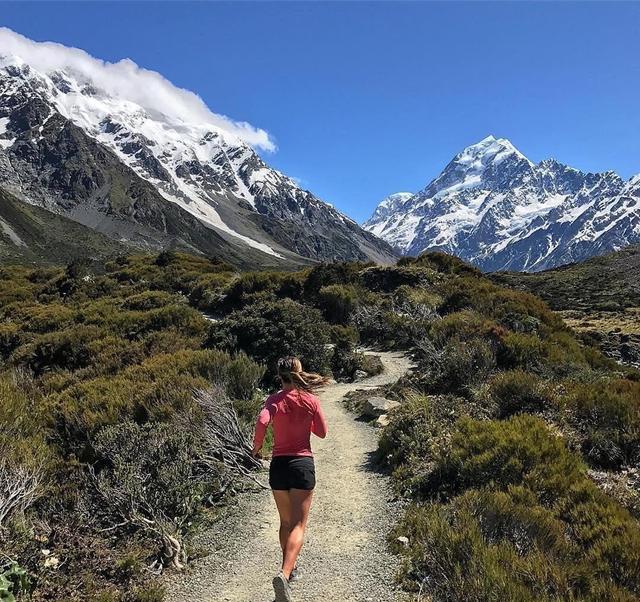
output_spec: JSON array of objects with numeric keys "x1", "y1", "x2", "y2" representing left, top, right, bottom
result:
[{"x1": 0, "y1": 27, "x2": 275, "y2": 151}]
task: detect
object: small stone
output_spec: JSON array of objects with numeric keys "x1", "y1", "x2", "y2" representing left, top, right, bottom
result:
[
  {"x1": 397, "y1": 536, "x2": 409, "y2": 547},
  {"x1": 353, "y1": 370, "x2": 368, "y2": 381},
  {"x1": 44, "y1": 555, "x2": 60, "y2": 569},
  {"x1": 375, "y1": 414, "x2": 390, "y2": 428}
]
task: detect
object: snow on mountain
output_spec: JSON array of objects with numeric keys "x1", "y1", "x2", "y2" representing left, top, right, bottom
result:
[
  {"x1": 365, "y1": 192, "x2": 413, "y2": 236},
  {"x1": 0, "y1": 28, "x2": 394, "y2": 265},
  {"x1": 364, "y1": 135, "x2": 640, "y2": 272}
]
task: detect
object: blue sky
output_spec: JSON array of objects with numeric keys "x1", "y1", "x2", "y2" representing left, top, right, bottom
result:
[{"x1": 2, "y1": 2, "x2": 639, "y2": 222}]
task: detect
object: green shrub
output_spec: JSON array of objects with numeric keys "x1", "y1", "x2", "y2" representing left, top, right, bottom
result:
[
  {"x1": 360, "y1": 265, "x2": 435, "y2": 292},
  {"x1": 91, "y1": 422, "x2": 205, "y2": 569},
  {"x1": 563, "y1": 379, "x2": 640, "y2": 468},
  {"x1": 418, "y1": 337, "x2": 496, "y2": 395},
  {"x1": 442, "y1": 415, "x2": 585, "y2": 500},
  {"x1": 393, "y1": 492, "x2": 637, "y2": 602},
  {"x1": 12, "y1": 325, "x2": 103, "y2": 376},
  {"x1": 401, "y1": 251, "x2": 481, "y2": 276},
  {"x1": 122, "y1": 291, "x2": 178, "y2": 311},
  {"x1": 206, "y1": 299, "x2": 331, "y2": 376},
  {"x1": 0, "y1": 561, "x2": 32, "y2": 601},
  {"x1": 303, "y1": 262, "x2": 364, "y2": 296},
  {"x1": 317, "y1": 284, "x2": 359, "y2": 324},
  {"x1": 487, "y1": 370, "x2": 555, "y2": 418},
  {"x1": 497, "y1": 331, "x2": 545, "y2": 371}
]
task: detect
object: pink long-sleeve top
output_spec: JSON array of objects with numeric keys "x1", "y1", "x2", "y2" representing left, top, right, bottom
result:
[{"x1": 253, "y1": 388, "x2": 328, "y2": 457}]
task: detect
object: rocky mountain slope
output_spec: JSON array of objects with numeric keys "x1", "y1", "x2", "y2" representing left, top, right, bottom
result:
[
  {"x1": 364, "y1": 135, "x2": 640, "y2": 271},
  {"x1": 0, "y1": 30, "x2": 395, "y2": 267}
]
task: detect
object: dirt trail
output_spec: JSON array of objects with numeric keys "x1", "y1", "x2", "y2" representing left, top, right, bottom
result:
[{"x1": 168, "y1": 351, "x2": 414, "y2": 602}]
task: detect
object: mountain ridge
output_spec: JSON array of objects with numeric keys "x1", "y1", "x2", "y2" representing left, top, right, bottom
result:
[
  {"x1": 364, "y1": 135, "x2": 640, "y2": 272},
  {"x1": 0, "y1": 33, "x2": 395, "y2": 267}
]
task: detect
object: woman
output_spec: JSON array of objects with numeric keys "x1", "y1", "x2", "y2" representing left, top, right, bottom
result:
[{"x1": 252, "y1": 356, "x2": 330, "y2": 602}]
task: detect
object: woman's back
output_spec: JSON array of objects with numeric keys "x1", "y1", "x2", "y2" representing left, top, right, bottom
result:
[{"x1": 255, "y1": 389, "x2": 327, "y2": 457}]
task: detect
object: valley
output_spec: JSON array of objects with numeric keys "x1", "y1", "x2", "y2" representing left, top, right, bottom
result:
[{"x1": 1, "y1": 251, "x2": 639, "y2": 601}]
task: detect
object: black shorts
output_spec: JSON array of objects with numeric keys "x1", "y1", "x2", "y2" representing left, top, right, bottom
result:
[{"x1": 269, "y1": 456, "x2": 316, "y2": 491}]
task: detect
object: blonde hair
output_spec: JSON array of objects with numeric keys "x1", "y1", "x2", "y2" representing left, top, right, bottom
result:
[{"x1": 277, "y1": 356, "x2": 331, "y2": 392}]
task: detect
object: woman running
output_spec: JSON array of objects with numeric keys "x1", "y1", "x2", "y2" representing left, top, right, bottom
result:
[{"x1": 252, "y1": 356, "x2": 330, "y2": 602}]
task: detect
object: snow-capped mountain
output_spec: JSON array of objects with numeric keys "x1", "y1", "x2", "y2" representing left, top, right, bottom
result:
[
  {"x1": 364, "y1": 135, "x2": 640, "y2": 271},
  {"x1": 0, "y1": 29, "x2": 394, "y2": 266}
]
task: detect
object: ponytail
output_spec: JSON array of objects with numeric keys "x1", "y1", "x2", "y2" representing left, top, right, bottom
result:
[{"x1": 277, "y1": 356, "x2": 331, "y2": 392}]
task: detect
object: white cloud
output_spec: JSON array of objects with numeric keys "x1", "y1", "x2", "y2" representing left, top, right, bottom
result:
[{"x1": 0, "y1": 27, "x2": 276, "y2": 151}]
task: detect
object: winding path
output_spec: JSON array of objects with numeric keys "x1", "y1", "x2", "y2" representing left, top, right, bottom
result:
[{"x1": 167, "y1": 351, "x2": 414, "y2": 602}]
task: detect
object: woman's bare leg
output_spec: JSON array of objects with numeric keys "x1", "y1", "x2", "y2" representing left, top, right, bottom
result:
[
  {"x1": 282, "y1": 488, "x2": 314, "y2": 579},
  {"x1": 272, "y1": 490, "x2": 292, "y2": 561}
]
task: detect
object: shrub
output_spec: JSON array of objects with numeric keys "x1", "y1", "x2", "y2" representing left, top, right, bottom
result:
[
  {"x1": 393, "y1": 414, "x2": 640, "y2": 599},
  {"x1": 317, "y1": 284, "x2": 359, "y2": 324},
  {"x1": 122, "y1": 291, "x2": 178, "y2": 311},
  {"x1": 378, "y1": 394, "x2": 475, "y2": 496},
  {"x1": 392, "y1": 491, "x2": 637, "y2": 602},
  {"x1": 12, "y1": 325, "x2": 103, "y2": 376},
  {"x1": 563, "y1": 379, "x2": 640, "y2": 469},
  {"x1": 303, "y1": 262, "x2": 364, "y2": 296},
  {"x1": 360, "y1": 265, "x2": 435, "y2": 292},
  {"x1": 401, "y1": 251, "x2": 481, "y2": 276},
  {"x1": 496, "y1": 331, "x2": 545, "y2": 371},
  {"x1": 0, "y1": 323, "x2": 21, "y2": 357},
  {"x1": 418, "y1": 337, "x2": 496, "y2": 395},
  {"x1": 206, "y1": 299, "x2": 331, "y2": 376},
  {"x1": 49, "y1": 349, "x2": 263, "y2": 452},
  {"x1": 91, "y1": 421, "x2": 205, "y2": 569},
  {"x1": 487, "y1": 370, "x2": 555, "y2": 418},
  {"x1": 442, "y1": 415, "x2": 585, "y2": 500}
]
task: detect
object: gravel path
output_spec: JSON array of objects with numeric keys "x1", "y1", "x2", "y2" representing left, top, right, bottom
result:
[{"x1": 167, "y1": 351, "x2": 414, "y2": 602}]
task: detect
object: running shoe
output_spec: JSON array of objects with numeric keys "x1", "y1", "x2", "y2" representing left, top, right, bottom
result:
[
  {"x1": 289, "y1": 565, "x2": 301, "y2": 583},
  {"x1": 273, "y1": 571, "x2": 293, "y2": 602}
]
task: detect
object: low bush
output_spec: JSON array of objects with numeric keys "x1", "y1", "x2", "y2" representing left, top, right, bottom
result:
[
  {"x1": 486, "y1": 370, "x2": 555, "y2": 418},
  {"x1": 562, "y1": 379, "x2": 640, "y2": 469},
  {"x1": 91, "y1": 421, "x2": 205, "y2": 570},
  {"x1": 317, "y1": 284, "x2": 360, "y2": 324},
  {"x1": 416, "y1": 337, "x2": 496, "y2": 396},
  {"x1": 206, "y1": 299, "x2": 331, "y2": 376},
  {"x1": 390, "y1": 414, "x2": 640, "y2": 600}
]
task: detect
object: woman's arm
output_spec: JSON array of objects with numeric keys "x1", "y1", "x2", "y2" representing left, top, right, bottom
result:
[
  {"x1": 311, "y1": 402, "x2": 328, "y2": 439},
  {"x1": 252, "y1": 402, "x2": 273, "y2": 456}
]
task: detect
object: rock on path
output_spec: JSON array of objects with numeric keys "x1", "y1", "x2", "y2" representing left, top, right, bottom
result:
[{"x1": 166, "y1": 351, "x2": 414, "y2": 602}]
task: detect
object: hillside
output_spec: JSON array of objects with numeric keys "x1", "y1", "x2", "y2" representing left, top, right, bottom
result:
[
  {"x1": 492, "y1": 245, "x2": 640, "y2": 368},
  {"x1": 0, "y1": 186, "x2": 125, "y2": 264},
  {"x1": 492, "y1": 245, "x2": 640, "y2": 312},
  {"x1": 2, "y1": 251, "x2": 639, "y2": 601}
]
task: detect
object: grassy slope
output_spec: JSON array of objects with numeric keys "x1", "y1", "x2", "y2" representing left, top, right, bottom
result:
[
  {"x1": 0, "y1": 187, "x2": 125, "y2": 265},
  {"x1": 491, "y1": 245, "x2": 640, "y2": 312},
  {"x1": 492, "y1": 245, "x2": 640, "y2": 367}
]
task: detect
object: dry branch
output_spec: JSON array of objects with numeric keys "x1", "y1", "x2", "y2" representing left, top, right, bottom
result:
[{"x1": 192, "y1": 387, "x2": 266, "y2": 488}]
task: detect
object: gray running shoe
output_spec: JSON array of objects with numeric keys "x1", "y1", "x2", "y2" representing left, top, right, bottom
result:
[
  {"x1": 288, "y1": 565, "x2": 301, "y2": 583},
  {"x1": 272, "y1": 571, "x2": 293, "y2": 602}
]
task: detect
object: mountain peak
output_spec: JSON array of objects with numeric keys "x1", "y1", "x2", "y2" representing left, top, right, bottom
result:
[
  {"x1": 455, "y1": 135, "x2": 531, "y2": 168},
  {"x1": 364, "y1": 136, "x2": 639, "y2": 272},
  {"x1": 363, "y1": 191, "x2": 414, "y2": 232}
]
